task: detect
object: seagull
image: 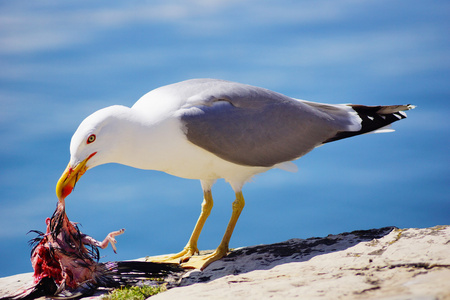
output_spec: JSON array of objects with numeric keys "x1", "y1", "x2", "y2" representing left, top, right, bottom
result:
[{"x1": 56, "y1": 78, "x2": 414, "y2": 269}]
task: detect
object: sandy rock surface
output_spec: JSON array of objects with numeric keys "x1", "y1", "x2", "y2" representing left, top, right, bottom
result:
[
  {"x1": 1, "y1": 226, "x2": 449, "y2": 299},
  {"x1": 154, "y1": 226, "x2": 450, "y2": 300},
  {"x1": 0, "y1": 273, "x2": 34, "y2": 298}
]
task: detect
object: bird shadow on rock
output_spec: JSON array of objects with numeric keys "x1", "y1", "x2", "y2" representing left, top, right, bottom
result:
[{"x1": 178, "y1": 227, "x2": 396, "y2": 287}]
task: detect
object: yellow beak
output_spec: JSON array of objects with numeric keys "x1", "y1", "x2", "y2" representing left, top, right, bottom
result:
[{"x1": 56, "y1": 152, "x2": 96, "y2": 200}]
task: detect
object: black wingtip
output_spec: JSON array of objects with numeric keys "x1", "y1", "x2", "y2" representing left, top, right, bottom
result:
[
  {"x1": 97, "y1": 261, "x2": 185, "y2": 288},
  {"x1": 323, "y1": 104, "x2": 414, "y2": 143}
]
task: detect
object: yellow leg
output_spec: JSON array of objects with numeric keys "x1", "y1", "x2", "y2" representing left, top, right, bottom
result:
[
  {"x1": 147, "y1": 190, "x2": 213, "y2": 263},
  {"x1": 182, "y1": 191, "x2": 245, "y2": 270}
]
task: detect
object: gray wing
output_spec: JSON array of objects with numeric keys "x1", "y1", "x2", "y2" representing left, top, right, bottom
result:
[{"x1": 179, "y1": 79, "x2": 360, "y2": 167}]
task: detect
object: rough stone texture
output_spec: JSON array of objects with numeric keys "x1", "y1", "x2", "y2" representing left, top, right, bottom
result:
[
  {"x1": 1, "y1": 226, "x2": 449, "y2": 299},
  {"x1": 153, "y1": 226, "x2": 450, "y2": 300},
  {"x1": 0, "y1": 273, "x2": 33, "y2": 298}
]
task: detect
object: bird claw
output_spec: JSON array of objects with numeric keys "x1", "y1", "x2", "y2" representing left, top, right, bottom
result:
[
  {"x1": 180, "y1": 247, "x2": 228, "y2": 270},
  {"x1": 147, "y1": 246, "x2": 228, "y2": 270},
  {"x1": 146, "y1": 245, "x2": 199, "y2": 265},
  {"x1": 106, "y1": 228, "x2": 125, "y2": 253}
]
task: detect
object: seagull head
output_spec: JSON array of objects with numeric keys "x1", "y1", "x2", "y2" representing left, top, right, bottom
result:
[{"x1": 56, "y1": 105, "x2": 130, "y2": 200}]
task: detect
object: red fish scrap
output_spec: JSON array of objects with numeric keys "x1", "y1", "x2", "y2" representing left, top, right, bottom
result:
[
  {"x1": 2, "y1": 200, "x2": 183, "y2": 300},
  {"x1": 30, "y1": 200, "x2": 125, "y2": 290}
]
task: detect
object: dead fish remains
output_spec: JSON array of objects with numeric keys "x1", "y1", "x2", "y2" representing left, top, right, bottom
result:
[{"x1": 2, "y1": 199, "x2": 183, "y2": 299}]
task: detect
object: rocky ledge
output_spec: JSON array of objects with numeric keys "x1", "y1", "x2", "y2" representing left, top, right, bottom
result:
[{"x1": 1, "y1": 226, "x2": 449, "y2": 299}]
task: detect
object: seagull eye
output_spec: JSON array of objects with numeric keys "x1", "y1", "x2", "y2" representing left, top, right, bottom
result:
[{"x1": 87, "y1": 134, "x2": 96, "y2": 144}]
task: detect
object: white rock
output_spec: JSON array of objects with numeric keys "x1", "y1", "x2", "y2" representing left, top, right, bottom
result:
[
  {"x1": 1, "y1": 226, "x2": 449, "y2": 300},
  {"x1": 152, "y1": 226, "x2": 450, "y2": 300}
]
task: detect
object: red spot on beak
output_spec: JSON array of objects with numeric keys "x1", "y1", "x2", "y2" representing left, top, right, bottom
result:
[{"x1": 56, "y1": 152, "x2": 96, "y2": 200}]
